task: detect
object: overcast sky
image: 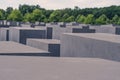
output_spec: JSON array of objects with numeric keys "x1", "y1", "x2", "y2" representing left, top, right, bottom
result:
[{"x1": 1, "y1": 0, "x2": 120, "y2": 10}]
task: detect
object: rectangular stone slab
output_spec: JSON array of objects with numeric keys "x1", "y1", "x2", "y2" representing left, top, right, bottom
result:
[
  {"x1": 46, "y1": 25, "x2": 95, "y2": 40},
  {"x1": 0, "y1": 28, "x2": 9, "y2": 41},
  {"x1": 89, "y1": 25, "x2": 120, "y2": 35},
  {"x1": 27, "y1": 39, "x2": 60, "y2": 57},
  {"x1": 61, "y1": 33, "x2": 120, "y2": 61},
  {"x1": 0, "y1": 41, "x2": 49, "y2": 56},
  {"x1": 9, "y1": 27, "x2": 46, "y2": 44}
]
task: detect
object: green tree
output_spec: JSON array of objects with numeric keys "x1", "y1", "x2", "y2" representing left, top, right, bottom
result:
[
  {"x1": 77, "y1": 15, "x2": 86, "y2": 23},
  {"x1": 95, "y1": 14, "x2": 109, "y2": 25},
  {"x1": 5, "y1": 7, "x2": 13, "y2": 18},
  {"x1": 6, "y1": 7, "x2": 13, "y2": 14},
  {"x1": 19, "y1": 4, "x2": 41, "y2": 15},
  {"x1": 0, "y1": 11, "x2": 3, "y2": 20},
  {"x1": 24, "y1": 13, "x2": 34, "y2": 22},
  {"x1": 0, "y1": 9, "x2": 5, "y2": 20},
  {"x1": 61, "y1": 13, "x2": 69, "y2": 22},
  {"x1": 49, "y1": 10, "x2": 62, "y2": 22},
  {"x1": 44, "y1": 18, "x2": 49, "y2": 23},
  {"x1": 112, "y1": 15, "x2": 119, "y2": 24},
  {"x1": 117, "y1": 18, "x2": 120, "y2": 25},
  {"x1": 84, "y1": 14, "x2": 94, "y2": 24},
  {"x1": 66, "y1": 16, "x2": 75, "y2": 22},
  {"x1": 7, "y1": 9, "x2": 23, "y2": 21},
  {"x1": 32, "y1": 9, "x2": 45, "y2": 22},
  {"x1": 76, "y1": 14, "x2": 81, "y2": 22}
]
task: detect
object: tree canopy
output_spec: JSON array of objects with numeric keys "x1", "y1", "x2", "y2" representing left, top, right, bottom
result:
[
  {"x1": 7, "y1": 9, "x2": 23, "y2": 21},
  {"x1": 0, "y1": 4, "x2": 120, "y2": 25}
]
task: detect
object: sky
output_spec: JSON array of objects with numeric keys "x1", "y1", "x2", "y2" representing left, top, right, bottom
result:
[{"x1": 1, "y1": 0, "x2": 120, "y2": 10}]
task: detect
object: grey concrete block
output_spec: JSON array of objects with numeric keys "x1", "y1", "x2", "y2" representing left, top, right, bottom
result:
[
  {"x1": 9, "y1": 27, "x2": 46, "y2": 44},
  {"x1": 0, "y1": 28, "x2": 9, "y2": 41},
  {"x1": 21, "y1": 24, "x2": 31, "y2": 27},
  {"x1": 0, "y1": 56, "x2": 120, "y2": 80},
  {"x1": 46, "y1": 26, "x2": 66, "y2": 40},
  {"x1": 72, "y1": 28, "x2": 95, "y2": 33},
  {"x1": 35, "y1": 22, "x2": 46, "y2": 26},
  {"x1": 61, "y1": 33, "x2": 120, "y2": 62},
  {"x1": 90, "y1": 25, "x2": 120, "y2": 35},
  {"x1": 90, "y1": 25, "x2": 116, "y2": 34},
  {"x1": 0, "y1": 41, "x2": 49, "y2": 56},
  {"x1": 46, "y1": 27, "x2": 53, "y2": 39},
  {"x1": 96, "y1": 26, "x2": 115, "y2": 34},
  {"x1": 27, "y1": 39, "x2": 60, "y2": 57},
  {"x1": 35, "y1": 26, "x2": 46, "y2": 28},
  {"x1": 46, "y1": 25, "x2": 95, "y2": 40},
  {"x1": 115, "y1": 27, "x2": 120, "y2": 35},
  {"x1": 52, "y1": 26, "x2": 67, "y2": 40},
  {"x1": 65, "y1": 26, "x2": 83, "y2": 32},
  {"x1": 46, "y1": 26, "x2": 77, "y2": 40}
]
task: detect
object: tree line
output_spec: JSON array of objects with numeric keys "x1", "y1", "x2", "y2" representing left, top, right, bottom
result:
[{"x1": 0, "y1": 4, "x2": 120, "y2": 25}]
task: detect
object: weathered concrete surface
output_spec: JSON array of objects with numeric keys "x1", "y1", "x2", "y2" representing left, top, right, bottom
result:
[
  {"x1": 52, "y1": 26, "x2": 67, "y2": 40},
  {"x1": 92, "y1": 26, "x2": 115, "y2": 34},
  {"x1": 0, "y1": 41, "x2": 49, "y2": 56},
  {"x1": 46, "y1": 26, "x2": 82, "y2": 40},
  {"x1": 9, "y1": 27, "x2": 46, "y2": 44},
  {"x1": 27, "y1": 39, "x2": 60, "y2": 57},
  {"x1": 61, "y1": 33, "x2": 120, "y2": 61},
  {"x1": 0, "y1": 56, "x2": 120, "y2": 80},
  {"x1": 0, "y1": 28, "x2": 9, "y2": 41},
  {"x1": 46, "y1": 27, "x2": 53, "y2": 39},
  {"x1": 90, "y1": 25, "x2": 120, "y2": 35},
  {"x1": 46, "y1": 25, "x2": 95, "y2": 40}
]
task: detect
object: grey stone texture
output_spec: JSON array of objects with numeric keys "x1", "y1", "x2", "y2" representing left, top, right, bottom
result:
[
  {"x1": 90, "y1": 24, "x2": 120, "y2": 35},
  {"x1": 46, "y1": 27, "x2": 53, "y2": 39},
  {"x1": 21, "y1": 24, "x2": 31, "y2": 27},
  {"x1": 115, "y1": 27, "x2": 120, "y2": 35},
  {"x1": 0, "y1": 28, "x2": 9, "y2": 41},
  {"x1": 0, "y1": 56, "x2": 120, "y2": 80},
  {"x1": 9, "y1": 27, "x2": 46, "y2": 44},
  {"x1": 65, "y1": 22, "x2": 80, "y2": 26},
  {"x1": 27, "y1": 39, "x2": 60, "y2": 57},
  {"x1": 61, "y1": 33, "x2": 120, "y2": 62},
  {"x1": 45, "y1": 25, "x2": 70, "y2": 39},
  {"x1": 51, "y1": 26, "x2": 67, "y2": 40},
  {"x1": 46, "y1": 25, "x2": 95, "y2": 40},
  {"x1": 72, "y1": 26, "x2": 95, "y2": 33},
  {"x1": 0, "y1": 41, "x2": 49, "y2": 56}
]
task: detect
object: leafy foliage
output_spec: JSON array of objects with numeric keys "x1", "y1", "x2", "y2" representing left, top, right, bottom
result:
[
  {"x1": 0, "y1": 4, "x2": 120, "y2": 25},
  {"x1": 77, "y1": 15, "x2": 86, "y2": 23},
  {"x1": 95, "y1": 14, "x2": 109, "y2": 25},
  {"x1": 0, "y1": 11, "x2": 3, "y2": 20},
  {"x1": 7, "y1": 9, "x2": 23, "y2": 21},
  {"x1": 84, "y1": 14, "x2": 94, "y2": 24},
  {"x1": 32, "y1": 9, "x2": 45, "y2": 22}
]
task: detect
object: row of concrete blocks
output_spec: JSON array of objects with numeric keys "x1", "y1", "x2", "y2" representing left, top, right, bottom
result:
[
  {"x1": 0, "y1": 27, "x2": 61, "y2": 57},
  {"x1": 0, "y1": 39, "x2": 60, "y2": 57},
  {"x1": 89, "y1": 24, "x2": 120, "y2": 35},
  {"x1": 0, "y1": 33, "x2": 120, "y2": 62},
  {"x1": 60, "y1": 33, "x2": 120, "y2": 62},
  {"x1": 20, "y1": 32, "x2": 120, "y2": 62},
  {"x1": 45, "y1": 24, "x2": 120, "y2": 40},
  {"x1": 1, "y1": 23, "x2": 120, "y2": 36},
  {"x1": 0, "y1": 25, "x2": 94, "y2": 57},
  {"x1": 0, "y1": 25, "x2": 96, "y2": 43},
  {"x1": 0, "y1": 26, "x2": 120, "y2": 61},
  {"x1": 1, "y1": 25, "x2": 120, "y2": 43},
  {"x1": 0, "y1": 27, "x2": 46, "y2": 44}
]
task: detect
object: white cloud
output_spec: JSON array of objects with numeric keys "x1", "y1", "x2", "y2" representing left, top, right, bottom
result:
[{"x1": 0, "y1": 0, "x2": 120, "y2": 10}]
